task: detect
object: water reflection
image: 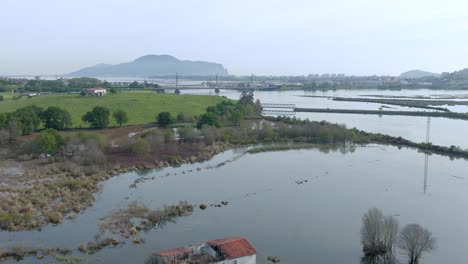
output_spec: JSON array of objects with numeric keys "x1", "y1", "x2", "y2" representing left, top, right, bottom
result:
[
  {"x1": 2, "y1": 146, "x2": 468, "y2": 264},
  {"x1": 424, "y1": 154, "x2": 429, "y2": 194}
]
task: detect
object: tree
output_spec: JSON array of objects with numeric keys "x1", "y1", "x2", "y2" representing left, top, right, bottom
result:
[
  {"x1": 228, "y1": 109, "x2": 244, "y2": 126},
  {"x1": 361, "y1": 208, "x2": 384, "y2": 256},
  {"x1": 157, "y1": 112, "x2": 173, "y2": 127},
  {"x1": 0, "y1": 95, "x2": 4, "y2": 101},
  {"x1": 255, "y1": 99, "x2": 262, "y2": 115},
  {"x1": 109, "y1": 87, "x2": 117, "y2": 94},
  {"x1": 80, "y1": 90, "x2": 86, "y2": 96},
  {"x1": 174, "y1": 89, "x2": 181, "y2": 95},
  {"x1": 82, "y1": 106, "x2": 110, "y2": 128},
  {"x1": 35, "y1": 129, "x2": 63, "y2": 155},
  {"x1": 113, "y1": 109, "x2": 128, "y2": 126},
  {"x1": 102, "y1": 81, "x2": 112, "y2": 88},
  {"x1": 360, "y1": 208, "x2": 399, "y2": 262},
  {"x1": 398, "y1": 224, "x2": 436, "y2": 264},
  {"x1": 129, "y1": 81, "x2": 140, "y2": 89},
  {"x1": 239, "y1": 90, "x2": 254, "y2": 105},
  {"x1": 215, "y1": 88, "x2": 220, "y2": 95},
  {"x1": 196, "y1": 112, "x2": 221, "y2": 129},
  {"x1": 68, "y1": 77, "x2": 101, "y2": 89},
  {"x1": 42, "y1": 106, "x2": 72, "y2": 130},
  {"x1": 383, "y1": 216, "x2": 399, "y2": 256},
  {"x1": 15, "y1": 106, "x2": 42, "y2": 135}
]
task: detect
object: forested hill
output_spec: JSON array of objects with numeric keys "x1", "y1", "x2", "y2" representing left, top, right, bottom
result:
[
  {"x1": 68, "y1": 55, "x2": 228, "y2": 77},
  {"x1": 399, "y1": 70, "x2": 440, "y2": 79}
]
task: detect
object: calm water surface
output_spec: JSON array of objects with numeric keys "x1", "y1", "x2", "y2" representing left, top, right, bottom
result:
[
  {"x1": 2, "y1": 146, "x2": 468, "y2": 264},
  {"x1": 180, "y1": 89, "x2": 468, "y2": 149}
]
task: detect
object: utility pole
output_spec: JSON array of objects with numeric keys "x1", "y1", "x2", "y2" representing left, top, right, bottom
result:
[
  {"x1": 215, "y1": 74, "x2": 219, "y2": 89},
  {"x1": 175, "y1": 72, "x2": 179, "y2": 90}
]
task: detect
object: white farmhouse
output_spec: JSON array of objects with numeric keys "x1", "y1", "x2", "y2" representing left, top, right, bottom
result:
[
  {"x1": 147, "y1": 237, "x2": 256, "y2": 264},
  {"x1": 86, "y1": 87, "x2": 107, "y2": 96}
]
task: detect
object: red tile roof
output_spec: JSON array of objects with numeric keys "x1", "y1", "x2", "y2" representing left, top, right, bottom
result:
[
  {"x1": 154, "y1": 246, "x2": 191, "y2": 257},
  {"x1": 207, "y1": 237, "x2": 256, "y2": 259}
]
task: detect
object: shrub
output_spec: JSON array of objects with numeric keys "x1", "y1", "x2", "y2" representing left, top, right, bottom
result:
[
  {"x1": 82, "y1": 106, "x2": 110, "y2": 128},
  {"x1": 72, "y1": 140, "x2": 106, "y2": 165},
  {"x1": 176, "y1": 112, "x2": 194, "y2": 123},
  {"x1": 201, "y1": 126, "x2": 219, "y2": 145},
  {"x1": 156, "y1": 112, "x2": 173, "y2": 127},
  {"x1": 0, "y1": 213, "x2": 15, "y2": 229},
  {"x1": 42, "y1": 106, "x2": 72, "y2": 130},
  {"x1": 72, "y1": 131, "x2": 108, "y2": 150},
  {"x1": 141, "y1": 129, "x2": 164, "y2": 152},
  {"x1": 35, "y1": 129, "x2": 64, "y2": 155},
  {"x1": 178, "y1": 126, "x2": 198, "y2": 143},
  {"x1": 18, "y1": 139, "x2": 40, "y2": 156},
  {"x1": 48, "y1": 212, "x2": 62, "y2": 224},
  {"x1": 164, "y1": 129, "x2": 175, "y2": 144},
  {"x1": 113, "y1": 109, "x2": 128, "y2": 127},
  {"x1": 196, "y1": 112, "x2": 221, "y2": 128},
  {"x1": 0, "y1": 129, "x2": 8, "y2": 143},
  {"x1": 130, "y1": 138, "x2": 150, "y2": 154}
]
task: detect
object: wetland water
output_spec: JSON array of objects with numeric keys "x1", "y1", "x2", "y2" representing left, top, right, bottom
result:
[
  {"x1": 181, "y1": 89, "x2": 468, "y2": 149},
  {"x1": 2, "y1": 145, "x2": 468, "y2": 264}
]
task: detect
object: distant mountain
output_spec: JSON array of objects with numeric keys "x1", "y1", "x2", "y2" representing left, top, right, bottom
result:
[
  {"x1": 68, "y1": 55, "x2": 228, "y2": 77},
  {"x1": 399, "y1": 70, "x2": 440, "y2": 79}
]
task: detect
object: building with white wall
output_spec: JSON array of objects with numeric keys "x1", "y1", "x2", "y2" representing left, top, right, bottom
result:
[{"x1": 86, "y1": 87, "x2": 107, "y2": 96}]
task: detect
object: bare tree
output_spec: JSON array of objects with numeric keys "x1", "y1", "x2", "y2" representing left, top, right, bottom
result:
[
  {"x1": 383, "y1": 216, "x2": 399, "y2": 255},
  {"x1": 361, "y1": 208, "x2": 386, "y2": 257},
  {"x1": 361, "y1": 208, "x2": 400, "y2": 262},
  {"x1": 398, "y1": 224, "x2": 436, "y2": 264}
]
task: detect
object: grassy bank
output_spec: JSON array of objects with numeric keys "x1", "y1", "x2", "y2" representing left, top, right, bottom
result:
[
  {"x1": 248, "y1": 144, "x2": 320, "y2": 153},
  {"x1": 294, "y1": 107, "x2": 468, "y2": 120},
  {"x1": 0, "y1": 91, "x2": 227, "y2": 127},
  {"x1": 317, "y1": 96, "x2": 468, "y2": 111}
]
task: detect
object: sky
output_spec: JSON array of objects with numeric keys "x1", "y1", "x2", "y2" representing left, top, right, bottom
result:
[{"x1": 2, "y1": 0, "x2": 468, "y2": 76}]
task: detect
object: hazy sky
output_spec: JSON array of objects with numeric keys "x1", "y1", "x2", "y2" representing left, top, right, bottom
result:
[{"x1": 2, "y1": 0, "x2": 468, "y2": 76}]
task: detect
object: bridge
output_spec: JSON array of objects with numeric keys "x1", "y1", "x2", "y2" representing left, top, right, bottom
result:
[
  {"x1": 261, "y1": 103, "x2": 296, "y2": 109},
  {"x1": 261, "y1": 103, "x2": 296, "y2": 116}
]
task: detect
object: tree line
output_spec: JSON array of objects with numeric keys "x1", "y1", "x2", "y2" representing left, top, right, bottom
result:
[
  {"x1": 155, "y1": 91, "x2": 262, "y2": 129},
  {"x1": 0, "y1": 105, "x2": 130, "y2": 143},
  {"x1": 0, "y1": 106, "x2": 72, "y2": 141},
  {"x1": 1, "y1": 77, "x2": 163, "y2": 93},
  {"x1": 20, "y1": 77, "x2": 102, "y2": 93}
]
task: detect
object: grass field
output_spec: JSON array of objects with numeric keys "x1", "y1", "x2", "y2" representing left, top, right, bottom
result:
[{"x1": 0, "y1": 91, "x2": 227, "y2": 127}]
